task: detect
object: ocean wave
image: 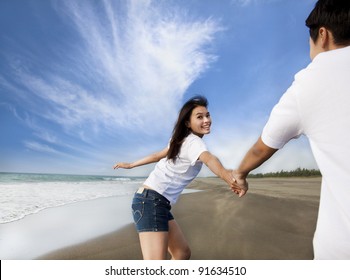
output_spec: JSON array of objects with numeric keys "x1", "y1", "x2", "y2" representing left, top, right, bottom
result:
[
  {"x1": 102, "y1": 177, "x2": 131, "y2": 181},
  {"x1": 0, "y1": 180, "x2": 142, "y2": 224}
]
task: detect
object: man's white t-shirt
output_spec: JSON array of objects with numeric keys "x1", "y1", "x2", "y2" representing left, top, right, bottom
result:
[
  {"x1": 144, "y1": 133, "x2": 207, "y2": 204},
  {"x1": 261, "y1": 46, "x2": 350, "y2": 259}
]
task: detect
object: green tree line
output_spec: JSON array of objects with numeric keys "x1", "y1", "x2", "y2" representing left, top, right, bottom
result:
[{"x1": 248, "y1": 167, "x2": 321, "y2": 178}]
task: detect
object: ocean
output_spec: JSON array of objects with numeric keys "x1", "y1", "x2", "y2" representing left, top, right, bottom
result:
[{"x1": 0, "y1": 172, "x2": 145, "y2": 224}]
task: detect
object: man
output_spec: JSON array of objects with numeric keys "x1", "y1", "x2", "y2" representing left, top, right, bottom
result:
[{"x1": 233, "y1": 0, "x2": 350, "y2": 259}]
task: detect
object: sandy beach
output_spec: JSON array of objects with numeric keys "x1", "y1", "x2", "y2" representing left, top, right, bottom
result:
[{"x1": 35, "y1": 177, "x2": 321, "y2": 260}]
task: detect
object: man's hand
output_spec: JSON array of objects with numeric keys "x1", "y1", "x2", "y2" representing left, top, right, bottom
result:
[
  {"x1": 231, "y1": 170, "x2": 249, "y2": 197},
  {"x1": 220, "y1": 169, "x2": 247, "y2": 198}
]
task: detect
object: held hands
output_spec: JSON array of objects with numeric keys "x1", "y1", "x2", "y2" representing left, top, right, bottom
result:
[
  {"x1": 221, "y1": 169, "x2": 247, "y2": 198},
  {"x1": 230, "y1": 170, "x2": 248, "y2": 197},
  {"x1": 113, "y1": 162, "x2": 133, "y2": 169}
]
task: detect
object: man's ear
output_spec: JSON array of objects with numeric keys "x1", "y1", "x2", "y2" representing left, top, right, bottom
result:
[{"x1": 319, "y1": 27, "x2": 334, "y2": 50}]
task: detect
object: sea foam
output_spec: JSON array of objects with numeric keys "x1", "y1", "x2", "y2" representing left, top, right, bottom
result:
[{"x1": 0, "y1": 173, "x2": 144, "y2": 223}]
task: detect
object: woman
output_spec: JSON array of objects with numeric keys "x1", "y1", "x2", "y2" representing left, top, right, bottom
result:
[{"x1": 114, "y1": 96, "x2": 242, "y2": 260}]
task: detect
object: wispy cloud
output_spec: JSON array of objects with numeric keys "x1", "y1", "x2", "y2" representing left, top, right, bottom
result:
[
  {"x1": 23, "y1": 141, "x2": 62, "y2": 155},
  {"x1": 4, "y1": 0, "x2": 221, "y2": 138}
]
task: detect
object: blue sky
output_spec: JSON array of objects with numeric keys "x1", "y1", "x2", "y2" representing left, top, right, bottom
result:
[{"x1": 0, "y1": 0, "x2": 318, "y2": 176}]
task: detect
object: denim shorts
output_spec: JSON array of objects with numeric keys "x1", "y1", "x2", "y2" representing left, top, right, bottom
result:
[{"x1": 132, "y1": 188, "x2": 174, "y2": 232}]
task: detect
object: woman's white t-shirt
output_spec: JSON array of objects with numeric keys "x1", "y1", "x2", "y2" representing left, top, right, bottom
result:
[{"x1": 143, "y1": 133, "x2": 207, "y2": 204}]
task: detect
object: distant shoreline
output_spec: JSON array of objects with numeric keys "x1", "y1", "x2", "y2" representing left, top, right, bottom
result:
[{"x1": 0, "y1": 168, "x2": 321, "y2": 178}]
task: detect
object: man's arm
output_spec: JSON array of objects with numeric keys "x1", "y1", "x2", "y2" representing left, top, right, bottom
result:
[
  {"x1": 237, "y1": 137, "x2": 278, "y2": 178},
  {"x1": 232, "y1": 137, "x2": 278, "y2": 196}
]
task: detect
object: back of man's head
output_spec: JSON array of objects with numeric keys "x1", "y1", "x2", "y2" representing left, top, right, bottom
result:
[{"x1": 306, "y1": 0, "x2": 350, "y2": 46}]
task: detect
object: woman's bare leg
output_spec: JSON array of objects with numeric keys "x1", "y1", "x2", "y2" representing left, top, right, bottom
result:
[
  {"x1": 138, "y1": 220, "x2": 190, "y2": 260},
  {"x1": 138, "y1": 232, "x2": 169, "y2": 260},
  {"x1": 168, "y1": 220, "x2": 191, "y2": 260}
]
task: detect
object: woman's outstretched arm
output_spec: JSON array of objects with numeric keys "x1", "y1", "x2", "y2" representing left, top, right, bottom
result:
[{"x1": 113, "y1": 147, "x2": 169, "y2": 169}]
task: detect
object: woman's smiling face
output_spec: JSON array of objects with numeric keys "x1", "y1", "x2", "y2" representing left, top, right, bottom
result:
[{"x1": 187, "y1": 105, "x2": 211, "y2": 138}]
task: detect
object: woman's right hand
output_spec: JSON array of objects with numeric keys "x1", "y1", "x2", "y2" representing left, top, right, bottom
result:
[
  {"x1": 113, "y1": 162, "x2": 133, "y2": 169},
  {"x1": 231, "y1": 170, "x2": 249, "y2": 197}
]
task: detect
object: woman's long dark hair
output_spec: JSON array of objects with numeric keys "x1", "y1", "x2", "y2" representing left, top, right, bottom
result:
[{"x1": 167, "y1": 96, "x2": 208, "y2": 162}]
